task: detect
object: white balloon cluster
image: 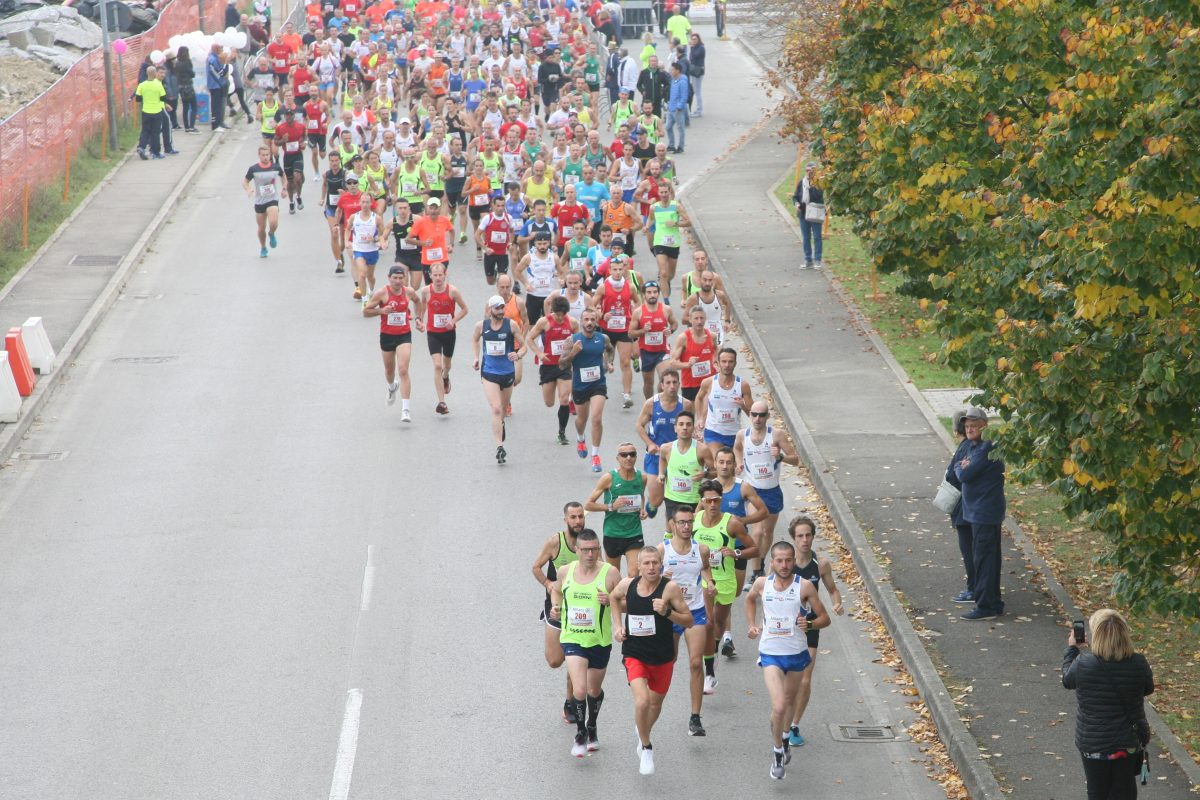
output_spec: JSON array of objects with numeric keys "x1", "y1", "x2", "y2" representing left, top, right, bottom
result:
[{"x1": 167, "y1": 26, "x2": 249, "y2": 64}]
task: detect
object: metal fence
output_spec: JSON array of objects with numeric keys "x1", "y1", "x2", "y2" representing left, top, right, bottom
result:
[{"x1": 0, "y1": 0, "x2": 225, "y2": 230}]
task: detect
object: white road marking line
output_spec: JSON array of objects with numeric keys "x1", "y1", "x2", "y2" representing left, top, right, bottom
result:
[
  {"x1": 360, "y1": 545, "x2": 376, "y2": 612},
  {"x1": 328, "y1": 688, "x2": 363, "y2": 800}
]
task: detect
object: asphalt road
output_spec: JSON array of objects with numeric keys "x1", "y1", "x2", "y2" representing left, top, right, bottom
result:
[{"x1": 0, "y1": 25, "x2": 945, "y2": 800}]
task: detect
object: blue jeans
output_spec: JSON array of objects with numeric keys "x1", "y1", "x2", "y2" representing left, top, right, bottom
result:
[
  {"x1": 799, "y1": 216, "x2": 823, "y2": 264},
  {"x1": 666, "y1": 107, "x2": 687, "y2": 150}
]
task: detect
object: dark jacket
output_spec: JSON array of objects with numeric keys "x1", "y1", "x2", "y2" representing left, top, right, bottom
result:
[
  {"x1": 637, "y1": 67, "x2": 670, "y2": 110},
  {"x1": 944, "y1": 439, "x2": 970, "y2": 527},
  {"x1": 791, "y1": 179, "x2": 824, "y2": 220},
  {"x1": 688, "y1": 42, "x2": 705, "y2": 76},
  {"x1": 605, "y1": 50, "x2": 620, "y2": 88},
  {"x1": 1063, "y1": 648, "x2": 1154, "y2": 755},
  {"x1": 953, "y1": 438, "x2": 1005, "y2": 525},
  {"x1": 224, "y1": 3, "x2": 240, "y2": 27}
]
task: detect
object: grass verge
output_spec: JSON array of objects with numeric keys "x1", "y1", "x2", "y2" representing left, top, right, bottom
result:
[
  {"x1": 0, "y1": 121, "x2": 139, "y2": 292},
  {"x1": 773, "y1": 167, "x2": 1199, "y2": 764}
]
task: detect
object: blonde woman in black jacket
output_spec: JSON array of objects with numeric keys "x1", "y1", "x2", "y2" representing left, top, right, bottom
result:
[{"x1": 1063, "y1": 609, "x2": 1154, "y2": 799}]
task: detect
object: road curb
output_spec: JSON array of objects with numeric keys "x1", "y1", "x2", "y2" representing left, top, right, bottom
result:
[
  {"x1": 758, "y1": 176, "x2": 1200, "y2": 789},
  {"x1": 0, "y1": 132, "x2": 226, "y2": 466}
]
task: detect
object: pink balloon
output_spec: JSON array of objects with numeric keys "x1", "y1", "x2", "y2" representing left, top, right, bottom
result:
[{"x1": 112, "y1": 39, "x2": 128, "y2": 55}]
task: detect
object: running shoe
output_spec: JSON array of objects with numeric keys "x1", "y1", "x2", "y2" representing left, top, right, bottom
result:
[
  {"x1": 563, "y1": 699, "x2": 577, "y2": 724},
  {"x1": 770, "y1": 750, "x2": 785, "y2": 780},
  {"x1": 289, "y1": 203, "x2": 295, "y2": 215},
  {"x1": 632, "y1": 358, "x2": 640, "y2": 373},
  {"x1": 783, "y1": 738, "x2": 793, "y2": 765},
  {"x1": 639, "y1": 746, "x2": 655, "y2": 775},
  {"x1": 590, "y1": 454, "x2": 602, "y2": 473},
  {"x1": 165, "y1": 149, "x2": 180, "y2": 155},
  {"x1": 259, "y1": 247, "x2": 268, "y2": 258},
  {"x1": 703, "y1": 675, "x2": 717, "y2": 695},
  {"x1": 435, "y1": 402, "x2": 449, "y2": 415},
  {"x1": 335, "y1": 262, "x2": 345, "y2": 274},
  {"x1": 268, "y1": 232, "x2": 278, "y2": 248},
  {"x1": 623, "y1": 393, "x2": 633, "y2": 409},
  {"x1": 353, "y1": 286, "x2": 363, "y2": 300},
  {"x1": 952, "y1": 590, "x2": 975, "y2": 604},
  {"x1": 576, "y1": 440, "x2": 587, "y2": 459},
  {"x1": 557, "y1": 431, "x2": 569, "y2": 445},
  {"x1": 586, "y1": 726, "x2": 599, "y2": 752},
  {"x1": 296, "y1": 197, "x2": 304, "y2": 210},
  {"x1": 788, "y1": 727, "x2": 805, "y2": 747},
  {"x1": 137, "y1": 147, "x2": 148, "y2": 160},
  {"x1": 496, "y1": 445, "x2": 506, "y2": 465},
  {"x1": 387, "y1": 383, "x2": 398, "y2": 406},
  {"x1": 443, "y1": 374, "x2": 451, "y2": 394},
  {"x1": 458, "y1": 231, "x2": 467, "y2": 243},
  {"x1": 400, "y1": 409, "x2": 412, "y2": 423},
  {"x1": 688, "y1": 714, "x2": 706, "y2": 736},
  {"x1": 571, "y1": 733, "x2": 587, "y2": 758},
  {"x1": 721, "y1": 635, "x2": 737, "y2": 657},
  {"x1": 151, "y1": 153, "x2": 165, "y2": 159}
]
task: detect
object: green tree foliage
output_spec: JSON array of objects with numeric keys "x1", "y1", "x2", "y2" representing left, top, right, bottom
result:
[{"x1": 818, "y1": 0, "x2": 1200, "y2": 617}]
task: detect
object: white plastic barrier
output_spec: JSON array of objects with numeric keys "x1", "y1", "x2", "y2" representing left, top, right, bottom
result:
[
  {"x1": 0, "y1": 352, "x2": 22, "y2": 423},
  {"x1": 21, "y1": 317, "x2": 55, "y2": 374}
]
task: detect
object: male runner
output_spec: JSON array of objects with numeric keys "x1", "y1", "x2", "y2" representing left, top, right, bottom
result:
[
  {"x1": 532, "y1": 502, "x2": 585, "y2": 723},
  {"x1": 363, "y1": 266, "x2": 423, "y2": 421},
  {"x1": 391, "y1": 198, "x2": 425, "y2": 290},
  {"x1": 680, "y1": 249, "x2": 727, "y2": 300},
  {"x1": 274, "y1": 109, "x2": 308, "y2": 213},
  {"x1": 349, "y1": 198, "x2": 389, "y2": 305},
  {"x1": 610, "y1": 546, "x2": 694, "y2": 775},
  {"x1": 745, "y1": 541, "x2": 831, "y2": 780},
  {"x1": 671, "y1": 305, "x2": 717, "y2": 402},
  {"x1": 417, "y1": 262, "x2": 469, "y2": 415},
  {"x1": 657, "y1": 503, "x2": 717, "y2": 736},
  {"x1": 550, "y1": 529, "x2": 621, "y2": 757},
  {"x1": 476, "y1": 195, "x2": 518, "y2": 285},
  {"x1": 635, "y1": 368, "x2": 691, "y2": 518},
  {"x1": 629, "y1": 280, "x2": 678, "y2": 399},
  {"x1": 657, "y1": 410, "x2": 714, "y2": 522},
  {"x1": 242, "y1": 144, "x2": 286, "y2": 258},
  {"x1": 694, "y1": 347, "x2": 753, "y2": 448},
  {"x1": 518, "y1": 231, "x2": 560, "y2": 325},
  {"x1": 713, "y1": 445, "x2": 769, "y2": 655},
  {"x1": 472, "y1": 294, "x2": 527, "y2": 464},
  {"x1": 735, "y1": 400, "x2": 800, "y2": 581},
  {"x1": 788, "y1": 515, "x2": 845, "y2": 746},
  {"x1": 585, "y1": 442, "x2": 649, "y2": 577},
  {"x1": 681, "y1": 269, "x2": 731, "y2": 345},
  {"x1": 558, "y1": 307, "x2": 614, "y2": 473},
  {"x1": 591, "y1": 255, "x2": 640, "y2": 410},
  {"x1": 407, "y1": 196, "x2": 455, "y2": 285},
  {"x1": 320, "y1": 151, "x2": 348, "y2": 272},
  {"x1": 524, "y1": 294, "x2": 579, "y2": 444}
]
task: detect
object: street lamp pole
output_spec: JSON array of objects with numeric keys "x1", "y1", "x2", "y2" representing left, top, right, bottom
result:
[{"x1": 97, "y1": 0, "x2": 119, "y2": 151}]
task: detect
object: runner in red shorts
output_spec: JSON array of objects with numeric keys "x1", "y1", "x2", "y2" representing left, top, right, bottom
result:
[{"x1": 611, "y1": 545, "x2": 694, "y2": 776}]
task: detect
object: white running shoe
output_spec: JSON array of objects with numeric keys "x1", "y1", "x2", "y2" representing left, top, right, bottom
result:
[
  {"x1": 622, "y1": 392, "x2": 633, "y2": 409},
  {"x1": 571, "y1": 734, "x2": 587, "y2": 758},
  {"x1": 639, "y1": 747, "x2": 655, "y2": 775},
  {"x1": 387, "y1": 383, "x2": 398, "y2": 406},
  {"x1": 770, "y1": 750, "x2": 785, "y2": 780},
  {"x1": 400, "y1": 408, "x2": 412, "y2": 423},
  {"x1": 703, "y1": 675, "x2": 717, "y2": 695}
]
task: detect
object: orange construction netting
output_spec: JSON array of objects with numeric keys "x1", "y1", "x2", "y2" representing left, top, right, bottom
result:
[{"x1": 0, "y1": 0, "x2": 225, "y2": 231}]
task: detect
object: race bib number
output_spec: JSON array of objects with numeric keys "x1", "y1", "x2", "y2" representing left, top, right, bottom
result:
[
  {"x1": 285, "y1": 141, "x2": 300, "y2": 153},
  {"x1": 579, "y1": 365, "x2": 601, "y2": 383},
  {"x1": 307, "y1": 118, "x2": 319, "y2": 130},
  {"x1": 628, "y1": 614, "x2": 655, "y2": 636},
  {"x1": 570, "y1": 257, "x2": 587, "y2": 271},
  {"x1": 644, "y1": 331, "x2": 664, "y2": 346},
  {"x1": 490, "y1": 230, "x2": 508, "y2": 244},
  {"x1": 660, "y1": 233, "x2": 678, "y2": 246},
  {"x1": 532, "y1": 274, "x2": 553, "y2": 292},
  {"x1": 472, "y1": 193, "x2": 490, "y2": 206},
  {"x1": 706, "y1": 320, "x2": 722, "y2": 338},
  {"x1": 612, "y1": 494, "x2": 642, "y2": 514},
  {"x1": 679, "y1": 581, "x2": 697, "y2": 604},
  {"x1": 670, "y1": 475, "x2": 693, "y2": 494},
  {"x1": 387, "y1": 311, "x2": 408, "y2": 327},
  {"x1": 565, "y1": 173, "x2": 578, "y2": 185},
  {"x1": 468, "y1": 92, "x2": 481, "y2": 104},
  {"x1": 585, "y1": 71, "x2": 598, "y2": 83},
  {"x1": 766, "y1": 615, "x2": 796, "y2": 638},
  {"x1": 715, "y1": 408, "x2": 737, "y2": 424},
  {"x1": 752, "y1": 462, "x2": 775, "y2": 479},
  {"x1": 607, "y1": 314, "x2": 626, "y2": 331},
  {"x1": 570, "y1": 605, "x2": 595, "y2": 630},
  {"x1": 433, "y1": 313, "x2": 453, "y2": 328},
  {"x1": 453, "y1": 167, "x2": 466, "y2": 177},
  {"x1": 297, "y1": 83, "x2": 308, "y2": 94},
  {"x1": 691, "y1": 360, "x2": 712, "y2": 378},
  {"x1": 485, "y1": 338, "x2": 506, "y2": 356},
  {"x1": 273, "y1": 58, "x2": 286, "y2": 70},
  {"x1": 357, "y1": 230, "x2": 373, "y2": 243},
  {"x1": 259, "y1": 184, "x2": 278, "y2": 201},
  {"x1": 550, "y1": 338, "x2": 567, "y2": 356},
  {"x1": 402, "y1": 182, "x2": 418, "y2": 194},
  {"x1": 708, "y1": 548, "x2": 724, "y2": 568},
  {"x1": 427, "y1": 246, "x2": 445, "y2": 261}
]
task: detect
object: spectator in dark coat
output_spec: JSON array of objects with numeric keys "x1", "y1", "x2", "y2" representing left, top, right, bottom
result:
[
  {"x1": 943, "y1": 410, "x2": 975, "y2": 605},
  {"x1": 174, "y1": 46, "x2": 198, "y2": 132},
  {"x1": 686, "y1": 32, "x2": 705, "y2": 115},
  {"x1": 1063, "y1": 609, "x2": 1154, "y2": 800},
  {"x1": 224, "y1": 0, "x2": 240, "y2": 28},
  {"x1": 636, "y1": 55, "x2": 670, "y2": 117},
  {"x1": 953, "y1": 406, "x2": 1006, "y2": 620}
]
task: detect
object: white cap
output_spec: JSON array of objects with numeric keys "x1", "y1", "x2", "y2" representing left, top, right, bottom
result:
[{"x1": 488, "y1": 294, "x2": 505, "y2": 308}]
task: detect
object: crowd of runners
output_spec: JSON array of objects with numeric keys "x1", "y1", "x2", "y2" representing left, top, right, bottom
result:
[{"x1": 234, "y1": 0, "x2": 847, "y2": 780}]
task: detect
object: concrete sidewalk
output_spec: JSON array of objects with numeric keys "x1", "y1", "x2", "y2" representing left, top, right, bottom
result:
[
  {"x1": 682, "y1": 113, "x2": 1198, "y2": 798},
  {"x1": 0, "y1": 124, "x2": 231, "y2": 461}
]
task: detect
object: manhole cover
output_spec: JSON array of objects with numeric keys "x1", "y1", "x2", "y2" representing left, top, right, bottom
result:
[
  {"x1": 14, "y1": 451, "x2": 69, "y2": 461},
  {"x1": 70, "y1": 255, "x2": 123, "y2": 267},
  {"x1": 830, "y1": 724, "x2": 901, "y2": 742},
  {"x1": 111, "y1": 356, "x2": 179, "y2": 364}
]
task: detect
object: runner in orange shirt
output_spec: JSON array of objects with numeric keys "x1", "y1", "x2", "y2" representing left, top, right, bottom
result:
[{"x1": 406, "y1": 197, "x2": 456, "y2": 286}]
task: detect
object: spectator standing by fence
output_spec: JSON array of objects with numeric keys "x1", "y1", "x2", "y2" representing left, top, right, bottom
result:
[
  {"x1": 207, "y1": 43, "x2": 230, "y2": 131},
  {"x1": 134, "y1": 66, "x2": 168, "y2": 159}
]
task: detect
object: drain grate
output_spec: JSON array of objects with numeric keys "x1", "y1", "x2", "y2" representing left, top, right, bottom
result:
[
  {"x1": 830, "y1": 724, "x2": 900, "y2": 743},
  {"x1": 111, "y1": 356, "x2": 178, "y2": 364},
  {"x1": 70, "y1": 255, "x2": 123, "y2": 267},
  {"x1": 15, "y1": 451, "x2": 69, "y2": 461}
]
